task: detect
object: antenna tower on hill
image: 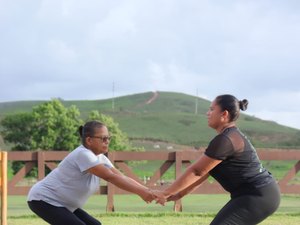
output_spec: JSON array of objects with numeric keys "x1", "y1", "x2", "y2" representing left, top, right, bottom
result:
[
  {"x1": 112, "y1": 81, "x2": 115, "y2": 112},
  {"x1": 195, "y1": 88, "x2": 198, "y2": 115}
]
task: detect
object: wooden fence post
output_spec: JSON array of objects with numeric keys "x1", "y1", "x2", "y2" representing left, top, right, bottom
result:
[
  {"x1": 173, "y1": 151, "x2": 183, "y2": 212},
  {"x1": 0, "y1": 151, "x2": 7, "y2": 225},
  {"x1": 106, "y1": 152, "x2": 115, "y2": 212},
  {"x1": 38, "y1": 151, "x2": 45, "y2": 180}
]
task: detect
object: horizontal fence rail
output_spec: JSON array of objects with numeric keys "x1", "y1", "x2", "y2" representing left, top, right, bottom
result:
[{"x1": 6, "y1": 149, "x2": 300, "y2": 211}]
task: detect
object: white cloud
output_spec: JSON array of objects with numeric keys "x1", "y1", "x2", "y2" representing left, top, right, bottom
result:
[
  {"x1": 0, "y1": 0, "x2": 300, "y2": 129},
  {"x1": 246, "y1": 91, "x2": 300, "y2": 129},
  {"x1": 46, "y1": 39, "x2": 78, "y2": 63}
]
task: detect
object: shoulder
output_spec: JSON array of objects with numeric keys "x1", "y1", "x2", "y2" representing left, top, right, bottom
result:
[
  {"x1": 72, "y1": 145, "x2": 95, "y2": 158},
  {"x1": 65, "y1": 145, "x2": 98, "y2": 165},
  {"x1": 205, "y1": 133, "x2": 235, "y2": 160},
  {"x1": 98, "y1": 154, "x2": 114, "y2": 168},
  {"x1": 210, "y1": 133, "x2": 232, "y2": 146}
]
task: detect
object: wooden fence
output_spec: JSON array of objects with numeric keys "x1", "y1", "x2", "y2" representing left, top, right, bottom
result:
[
  {"x1": 6, "y1": 149, "x2": 300, "y2": 212},
  {"x1": 0, "y1": 151, "x2": 7, "y2": 225}
]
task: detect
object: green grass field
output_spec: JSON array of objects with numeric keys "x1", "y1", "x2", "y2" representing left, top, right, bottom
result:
[{"x1": 7, "y1": 194, "x2": 300, "y2": 225}]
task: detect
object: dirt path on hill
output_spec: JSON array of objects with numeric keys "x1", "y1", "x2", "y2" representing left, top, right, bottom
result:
[{"x1": 145, "y1": 91, "x2": 159, "y2": 105}]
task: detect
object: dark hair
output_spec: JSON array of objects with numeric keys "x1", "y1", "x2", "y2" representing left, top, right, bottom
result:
[
  {"x1": 79, "y1": 120, "x2": 106, "y2": 143},
  {"x1": 215, "y1": 94, "x2": 248, "y2": 122}
]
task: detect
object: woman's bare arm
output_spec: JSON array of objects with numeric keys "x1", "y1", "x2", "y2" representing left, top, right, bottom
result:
[{"x1": 88, "y1": 165, "x2": 154, "y2": 202}]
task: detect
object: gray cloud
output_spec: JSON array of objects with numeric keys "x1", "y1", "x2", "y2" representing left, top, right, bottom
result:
[{"x1": 0, "y1": 0, "x2": 300, "y2": 129}]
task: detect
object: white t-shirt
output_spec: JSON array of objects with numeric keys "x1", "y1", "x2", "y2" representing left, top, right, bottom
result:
[{"x1": 27, "y1": 145, "x2": 114, "y2": 212}]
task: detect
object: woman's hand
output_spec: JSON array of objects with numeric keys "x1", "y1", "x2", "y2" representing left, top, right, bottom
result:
[
  {"x1": 140, "y1": 188, "x2": 156, "y2": 203},
  {"x1": 151, "y1": 190, "x2": 168, "y2": 206},
  {"x1": 167, "y1": 192, "x2": 182, "y2": 202}
]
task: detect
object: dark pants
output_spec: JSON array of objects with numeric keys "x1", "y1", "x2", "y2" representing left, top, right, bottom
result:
[
  {"x1": 210, "y1": 181, "x2": 281, "y2": 225},
  {"x1": 28, "y1": 200, "x2": 101, "y2": 225}
]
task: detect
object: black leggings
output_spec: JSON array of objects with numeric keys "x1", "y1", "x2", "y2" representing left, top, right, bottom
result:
[
  {"x1": 28, "y1": 200, "x2": 101, "y2": 225},
  {"x1": 210, "y1": 181, "x2": 281, "y2": 225}
]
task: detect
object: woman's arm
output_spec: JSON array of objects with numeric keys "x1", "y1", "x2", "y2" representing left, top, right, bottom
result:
[
  {"x1": 88, "y1": 165, "x2": 154, "y2": 203},
  {"x1": 110, "y1": 167, "x2": 147, "y2": 189},
  {"x1": 167, "y1": 173, "x2": 209, "y2": 202},
  {"x1": 156, "y1": 154, "x2": 221, "y2": 204}
]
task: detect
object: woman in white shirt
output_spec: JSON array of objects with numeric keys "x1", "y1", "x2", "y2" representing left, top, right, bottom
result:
[{"x1": 28, "y1": 120, "x2": 154, "y2": 225}]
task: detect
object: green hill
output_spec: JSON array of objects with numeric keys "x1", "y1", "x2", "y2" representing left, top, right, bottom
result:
[{"x1": 1, "y1": 91, "x2": 300, "y2": 149}]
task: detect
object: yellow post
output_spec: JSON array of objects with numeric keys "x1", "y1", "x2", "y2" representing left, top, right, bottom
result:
[{"x1": 0, "y1": 151, "x2": 7, "y2": 225}]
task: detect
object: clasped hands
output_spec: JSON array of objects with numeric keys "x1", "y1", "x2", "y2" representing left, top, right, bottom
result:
[{"x1": 142, "y1": 189, "x2": 182, "y2": 205}]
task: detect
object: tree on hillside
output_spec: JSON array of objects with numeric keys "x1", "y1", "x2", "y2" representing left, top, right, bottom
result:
[
  {"x1": 0, "y1": 112, "x2": 35, "y2": 150},
  {"x1": 1, "y1": 99, "x2": 82, "y2": 151},
  {"x1": 30, "y1": 99, "x2": 82, "y2": 150},
  {"x1": 1, "y1": 100, "x2": 138, "y2": 152}
]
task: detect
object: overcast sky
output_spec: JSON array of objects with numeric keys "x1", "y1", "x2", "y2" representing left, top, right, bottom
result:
[{"x1": 0, "y1": 0, "x2": 300, "y2": 129}]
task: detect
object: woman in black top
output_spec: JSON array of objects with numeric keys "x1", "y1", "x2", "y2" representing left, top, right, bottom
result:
[{"x1": 155, "y1": 94, "x2": 280, "y2": 225}]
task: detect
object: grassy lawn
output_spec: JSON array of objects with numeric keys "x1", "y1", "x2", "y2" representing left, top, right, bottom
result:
[
  {"x1": 8, "y1": 213, "x2": 300, "y2": 225},
  {"x1": 7, "y1": 194, "x2": 300, "y2": 225}
]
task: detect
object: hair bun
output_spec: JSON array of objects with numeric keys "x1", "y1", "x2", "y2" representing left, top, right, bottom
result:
[{"x1": 239, "y1": 99, "x2": 248, "y2": 111}]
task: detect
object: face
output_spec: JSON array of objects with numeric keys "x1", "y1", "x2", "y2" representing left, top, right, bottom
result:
[
  {"x1": 206, "y1": 99, "x2": 225, "y2": 130},
  {"x1": 86, "y1": 126, "x2": 111, "y2": 155}
]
